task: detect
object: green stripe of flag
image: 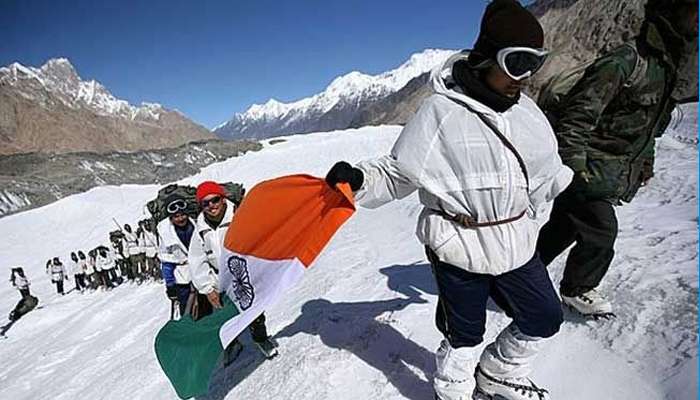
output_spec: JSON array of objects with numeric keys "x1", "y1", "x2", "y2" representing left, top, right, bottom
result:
[{"x1": 154, "y1": 297, "x2": 239, "y2": 399}]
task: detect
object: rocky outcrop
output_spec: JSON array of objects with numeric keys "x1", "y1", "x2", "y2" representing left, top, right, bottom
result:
[
  {"x1": 351, "y1": 0, "x2": 698, "y2": 128},
  {"x1": 0, "y1": 58, "x2": 215, "y2": 155},
  {"x1": 0, "y1": 139, "x2": 261, "y2": 217}
]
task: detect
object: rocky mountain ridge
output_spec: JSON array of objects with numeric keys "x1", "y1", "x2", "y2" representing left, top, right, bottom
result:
[
  {"x1": 220, "y1": 0, "x2": 698, "y2": 134},
  {"x1": 0, "y1": 58, "x2": 214, "y2": 155},
  {"x1": 0, "y1": 139, "x2": 261, "y2": 217},
  {"x1": 214, "y1": 49, "x2": 455, "y2": 140}
]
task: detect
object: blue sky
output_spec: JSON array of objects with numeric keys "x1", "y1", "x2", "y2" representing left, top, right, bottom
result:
[{"x1": 2, "y1": 0, "x2": 532, "y2": 129}]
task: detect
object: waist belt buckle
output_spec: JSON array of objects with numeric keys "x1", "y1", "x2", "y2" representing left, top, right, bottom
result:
[{"x1": 456, "y1": 214, "x2": 478, "y2": 228}]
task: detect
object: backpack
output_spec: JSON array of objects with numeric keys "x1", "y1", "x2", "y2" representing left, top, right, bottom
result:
[
  {"x1": 145, "y1": 182, "x2": 245, "y2": 225},
  {"x1": 537, "y1": 43, "x2": 648, "y2": 121},
  {"x1": 109, "y1": 230, "x2": 125, "y2": 243}
]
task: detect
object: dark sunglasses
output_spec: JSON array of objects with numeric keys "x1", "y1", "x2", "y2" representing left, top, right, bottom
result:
[{"x1": 201, "y1": 195, "x2": 223, "y2": 209}]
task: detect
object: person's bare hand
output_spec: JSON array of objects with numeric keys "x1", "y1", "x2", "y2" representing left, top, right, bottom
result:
[{"x1": 207, "y1": 291, "x2": 222, "y2": 309}]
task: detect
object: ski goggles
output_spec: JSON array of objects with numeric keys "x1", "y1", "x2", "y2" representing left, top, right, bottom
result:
[
  {"x1": 496, "y1": 47, "x2": 549, "y2": 81},
  {"x1": 166, "y1": 199, "x2": 188, "y2": 215},
  {"x1": 200, "y1": 195, "x2": 223, "y2": 209}
]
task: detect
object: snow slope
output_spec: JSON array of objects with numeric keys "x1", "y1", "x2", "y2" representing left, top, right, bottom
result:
[{"x1": 0, "y1": 111, "x2": 696, "y2": 399}]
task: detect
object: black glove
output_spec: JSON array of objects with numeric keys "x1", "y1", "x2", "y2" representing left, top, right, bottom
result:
[
  {"x1": 325, "y1": 161, "x2": 364, "y2": 191},
  {"x1": 166, "y1": 286, "x2": 178, "y2": 300}
]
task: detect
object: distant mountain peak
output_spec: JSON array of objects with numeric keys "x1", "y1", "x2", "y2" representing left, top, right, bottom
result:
[
  {"x1": 0, "y1": 57, "x2": 164, "y2": 121},
  {"x1": 0, "y1": 57, "x2": 213, "y2": 155},
  {"x1": 215, "y1": 48, "x2": 455, "y2": 140}
]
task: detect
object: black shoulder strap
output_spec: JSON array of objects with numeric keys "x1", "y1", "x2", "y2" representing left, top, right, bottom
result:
[{"x1": 450, "y1": 98, "x2": 529, "y2": 190}]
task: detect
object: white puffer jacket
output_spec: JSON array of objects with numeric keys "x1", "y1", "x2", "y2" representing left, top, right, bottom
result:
[
  {"x1": 49, "y1": 263, "x2": 66, "y2": 282},
  {"x1": 157, "y1": 218, "x2": 194, "y2": 285},
  {"x1": 189, "y1": 200, "x2": 236, "y2": 294},
  {"x1": 123, "y1": 231, "x2": 142, "y2": 256},
  {"x1": 12, "y1": 275, "x2": 29, "y2": 290},
  {"x1": 355, "y1": 53, "x2": 573, "y2": 276},
  {"x1": 81, "y1": 258, "x2": 94, "y2": 275},
  {"x1": 111, "y1": 241, "x2": 126, "y2": 260},
  {"x1": 142, "y1": 230, "x2": 158, "y2": 258},
  {"x1": 96, "y1": 251, "x2": 115, "y2": 271}
]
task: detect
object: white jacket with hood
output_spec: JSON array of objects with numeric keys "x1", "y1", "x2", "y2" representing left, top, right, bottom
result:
[
  {"x1": 124, "y1": 230, "x2": 142, "y2": 256},
  {"x1": 355, "y1": 53, "x2": 572, "y2": 276},
  {"x1": 49, "y1": 262, "x2": 66, "y2": 282},
  {"x1": 189, "y1": 199, "x2": 236, "y2": 295},
  {"x1": 96, "y1": 250, "x2": 116, "y2": 271},
  {"x1": 11, "y1": 274, "x2": 29, "y2": 290},
  {"x1": 157, "y1": 217, "x2": 195, "y2": 285},
  {"x1": 81, "y1": 258, "x2": 94, "y2": 275}
]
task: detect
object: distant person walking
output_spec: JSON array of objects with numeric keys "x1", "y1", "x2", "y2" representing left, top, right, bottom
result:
[
  {"x1": 69, "y1": 252, "x2": 87, "y2": 292},
  {"x1": 48, "y1": 257, "x2": 67, "y2": 295},
  {"x1": 79, "y1": 250, "x2": 97, "y2": 290},
  {"x1": 96, "y1": 247, "x2": 118, "y2": 288},
  {"x1": 8, "y1": 267, "x2": 38, "y2": 322},
  {"x1": 124, "y1": 224, "x2": 144, "y2": 283}
]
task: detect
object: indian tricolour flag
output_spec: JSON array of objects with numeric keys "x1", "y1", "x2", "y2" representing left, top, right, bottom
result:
[{"x1": 155, "y1": 174, "x2": 355, "y2": 399}]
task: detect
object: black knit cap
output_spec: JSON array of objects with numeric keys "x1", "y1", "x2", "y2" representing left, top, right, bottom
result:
[{"x1": 471, "y1": 0, "x2": 544, "y2": 62}]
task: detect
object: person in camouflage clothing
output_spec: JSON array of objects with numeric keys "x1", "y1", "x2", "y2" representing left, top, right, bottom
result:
[{"x1": 536, "y1": 0, "x2": 698, "y2": 317}]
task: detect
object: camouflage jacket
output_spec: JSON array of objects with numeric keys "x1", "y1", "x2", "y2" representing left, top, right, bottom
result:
[{"x1": 549, "y1": 19, "x2": 685, "y2": 203}]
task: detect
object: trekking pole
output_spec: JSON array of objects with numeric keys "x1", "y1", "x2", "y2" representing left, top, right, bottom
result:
[{"x1": 112, "y1": 218, "x2": 124, "y2": 231}]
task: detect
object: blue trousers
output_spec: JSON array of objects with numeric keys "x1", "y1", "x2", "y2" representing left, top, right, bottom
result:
[
  {"x1": 176, "y1": 284, "x2": 191, "y2": 315},
  {"x1": 427, "y1": 248, "x2": 563, "y2": 348}
]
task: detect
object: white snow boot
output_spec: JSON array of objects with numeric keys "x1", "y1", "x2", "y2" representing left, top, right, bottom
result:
[
  {"x1": 561, "y1": 288, "x2": 615, "y2": 319},
  {"x1": 433, "y1": 339, "x2": 477, "y2": 400},
  {"x1": 473, "y1": 366, "x2": 549, "y2": 400},
  {"x1": 475, "y1": 324, "x2": 550, "y2": 400}
]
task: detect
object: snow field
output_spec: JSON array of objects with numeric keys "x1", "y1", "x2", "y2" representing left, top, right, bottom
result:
[{"x1": 0, "y1": 118, "x2": 696, "y2": 399}]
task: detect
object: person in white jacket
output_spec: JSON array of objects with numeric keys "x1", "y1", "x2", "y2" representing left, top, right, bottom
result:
[
  {"x1": 47, "y1": 257, "x2": 67, "y2": 295},
  {"x1": 326, "y1": 2, "x2": 571, "y2": 399},
  {"x1": 189, "y1": 181, "x2": 278, "y2": 360},
  {"x1": 69, "y1": 252, "x2": 87, "y2": 293},
  {"x1": 96, "y1": 247, "x2": 118, "y2": 288},
  {"x1": 110, "y1": 235, "x2": 129, "y2": 280},
  {"x1": 158, "y1": 194, "x2": 196, "y2": 316},
  {"x1": 140, "y1": 221, "x2": 160, "y2": 280},
  {"x1": 10, "y1": 267, "x2": 31, "y2": 298},
  {"x1": 79, "y1": 251, "x2": 96, "y2": 290},
  {"x1": 123, "y1": 224, "x2": 144, "y2": 283},
  {"x1": 8, "y1": 267, "x2": 38, "y2": 322}
]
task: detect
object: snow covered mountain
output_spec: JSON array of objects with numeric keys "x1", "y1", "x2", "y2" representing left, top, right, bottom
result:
[
  {"x1": 318, "y1": 0, "x2": 700, "y2": 130},
  {"x1": 0, "y1": 58, "x2": 214, "y2": 155},
  {"x1": 0, "y1": 106, "x2": 696, "y2": 400},
  {"x1": 214, "y1": 49, "x2": 455, "y2": 140}
]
